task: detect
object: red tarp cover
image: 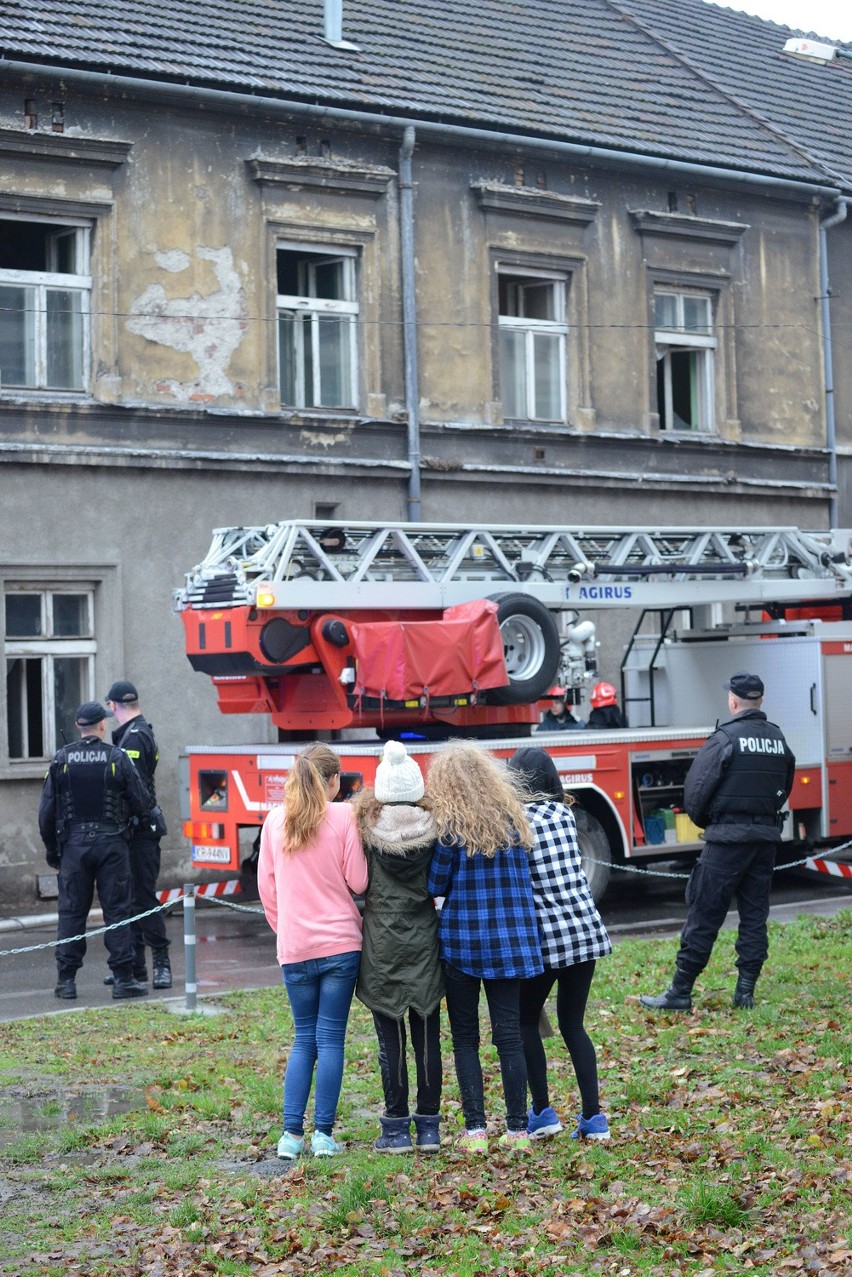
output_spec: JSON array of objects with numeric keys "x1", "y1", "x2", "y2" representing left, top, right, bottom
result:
[{"x1": 348, "y1": 600, "x2": 508, "y2": 700}]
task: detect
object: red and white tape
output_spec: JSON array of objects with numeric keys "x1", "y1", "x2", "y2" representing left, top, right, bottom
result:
[
  {"x1": 803, "y1": 857, "x2": 852, "y2": 880},
  {"x1": 157, "y1": 879, "x2": 243, "y2": 904}
]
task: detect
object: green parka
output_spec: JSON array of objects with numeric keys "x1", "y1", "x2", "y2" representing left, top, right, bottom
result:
[{"x1": 354, "y1": 793, "x2": 443, "y2": 1020}]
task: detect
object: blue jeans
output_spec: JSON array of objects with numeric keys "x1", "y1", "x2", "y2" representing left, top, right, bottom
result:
[{"x1": 281, "y1": 950, "x2": 361, "y2": 1136}]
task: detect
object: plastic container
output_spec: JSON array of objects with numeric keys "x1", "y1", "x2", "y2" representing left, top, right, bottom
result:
[
  {"x1": 675, "y1": 812, "x2": 703, "y2": 843},
  {"x1": 645, "y1": 815, "x2": 666, "y2": 845},
  {"x1": 660, "y1": 808, "x2": 676, "y2": 829}
]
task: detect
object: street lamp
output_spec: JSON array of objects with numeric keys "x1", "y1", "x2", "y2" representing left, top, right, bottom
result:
[{"x1": 782, "y1": 37, "x2": 852, "y2": 63}]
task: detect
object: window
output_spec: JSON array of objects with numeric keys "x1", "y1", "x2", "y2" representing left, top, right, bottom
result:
[
  {"x1": 0, "y1": 218, "x2": 91, "y2": 391},
  {"x1": 498, "y1": 270, "x2": 567, "y2": 422},
  {"x1": 5, "y1": 589, "x2": 95, "y2": 759},
  {"x1": 654, "y1": 290, "x2": 716, "y2": 431},
  {"x1": 277, "y1": 246, "x2": 358, "y2": 409}
]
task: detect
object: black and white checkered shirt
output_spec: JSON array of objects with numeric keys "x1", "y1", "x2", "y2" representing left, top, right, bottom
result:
[{"x1": 526, "y1": 801, "x2": 612, "y2": 969}]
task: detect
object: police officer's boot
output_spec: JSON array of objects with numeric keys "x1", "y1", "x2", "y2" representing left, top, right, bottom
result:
[
  {"x1": 112, "y1": 974, "x2": 149, "y2": 1000},
  {"x1": 640, "y1": 966, "x2": 695, "y2": 1012},
  {"x1": 733, "y1": 972, "x2": 758, "y2": 1009},
  {"x1": 152, "y1": 949, "x2": 172, "y2": 990}
]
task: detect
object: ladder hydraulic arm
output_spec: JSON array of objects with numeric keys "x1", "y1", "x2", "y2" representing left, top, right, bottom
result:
[{"x1": 174, "y1": 521, "x2": 852, "y2": 614}]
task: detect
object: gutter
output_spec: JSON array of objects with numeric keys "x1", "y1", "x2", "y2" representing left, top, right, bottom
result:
[
  {"x1": 819, "y1": 197, "x2": 851, "y2": 529},
  {"x1": 0, "y1": 58, "x2": 842, "y2": 201}
]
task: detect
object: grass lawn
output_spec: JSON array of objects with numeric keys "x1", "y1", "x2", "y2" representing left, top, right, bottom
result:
[{"x1": 0, "y1": 911, "x2": 850, "y2": 1276}]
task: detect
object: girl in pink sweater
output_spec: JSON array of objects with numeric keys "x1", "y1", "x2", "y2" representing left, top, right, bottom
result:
[{"x1": 258, "y1": 743, "x2": 368, "y2": 1159}]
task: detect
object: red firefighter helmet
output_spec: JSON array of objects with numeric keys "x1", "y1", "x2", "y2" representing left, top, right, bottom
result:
[{"x1": 590, "y1": 680, "x2": 617, "y2": 708}]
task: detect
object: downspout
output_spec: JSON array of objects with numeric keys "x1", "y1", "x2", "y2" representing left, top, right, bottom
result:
[
  {"x1": 399, "y1": 125, "x2": 421, "y2": 521},
  {"x1": 819, "y1": 197, "x2": 850, "y2": 529}
]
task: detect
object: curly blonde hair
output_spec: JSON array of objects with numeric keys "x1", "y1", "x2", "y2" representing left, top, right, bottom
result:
[
  {"x1": 282, "y1": 742, "x2": 340, "y2": 853},
  {"x1": 426, "y1": 740, "x2": 533, "y2": 857}
]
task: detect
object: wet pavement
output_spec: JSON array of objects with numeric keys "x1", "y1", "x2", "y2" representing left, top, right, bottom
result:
[
  {"x1": 0, "y1": 895, "x2": 281, "y2": 1024},
  {"x1": 0, "y1": 867, "x2": 850, "y2": 1025}
]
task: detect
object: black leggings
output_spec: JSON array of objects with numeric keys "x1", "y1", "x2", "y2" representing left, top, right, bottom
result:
[
  {"x1": 372, "y1": 1008, "x2": 442, "y2": 1117},
  {"x1": 519, "y1": 960, "x2": 601, "y2": 1120}
]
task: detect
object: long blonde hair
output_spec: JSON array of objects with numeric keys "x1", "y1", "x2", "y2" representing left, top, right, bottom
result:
[
  {"x1": 282, "y1": 742, "x2": 340, "y2": 853},
  {"x1": 426, "y1": 740, "x2": 533, "y2": 857}
]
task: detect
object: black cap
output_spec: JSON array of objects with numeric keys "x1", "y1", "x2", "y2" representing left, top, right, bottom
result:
[
  {"x1": 105, "y1": 680, "x2": 138, "y2": 704},
  {"x1": 75, "y1": 701, "x2": 108, "y2": 727},
  {"x1": 724, "y1": 671, "x2": 764, "y2": 700}
]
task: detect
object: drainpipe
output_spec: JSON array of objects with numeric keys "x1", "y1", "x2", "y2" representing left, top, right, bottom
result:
[
  {"x1": 399, "y1": 125, "x2": 421, "y2": 521},
  {"x1": 819, "y1": 197, "x2": 850, "y2": 530}
]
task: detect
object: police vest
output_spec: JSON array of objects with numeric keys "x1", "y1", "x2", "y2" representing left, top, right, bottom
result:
[
  {"x1": 116, "y1": 717, "x2": 158, "y2": 806},
  {"x1": 708, "y1": 716, "x2": 789, "y2": 825},
  {"x1": 55, "y1": 739, "x2": 129, "y2": 828}
]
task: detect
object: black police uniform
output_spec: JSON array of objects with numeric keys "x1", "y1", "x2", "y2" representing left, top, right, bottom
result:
[
  {"x1": 677, "y1": 707, "x2": 795, "y2": 982},
  {"x1": 112, "y1": 714, "x2": 170, "y2": 975},
  {"x1": 38, "y1": 731, "x2": 151, "y2": 985}
]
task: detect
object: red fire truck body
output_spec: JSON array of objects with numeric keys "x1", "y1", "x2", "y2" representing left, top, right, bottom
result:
[{"x1": 175, "y1": 521, "x2": 852, "y2": 897}]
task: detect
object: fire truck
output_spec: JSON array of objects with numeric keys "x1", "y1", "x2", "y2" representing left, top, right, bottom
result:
[{"x1": 174, "y1": 520, "x2": 852, "y2": 898}]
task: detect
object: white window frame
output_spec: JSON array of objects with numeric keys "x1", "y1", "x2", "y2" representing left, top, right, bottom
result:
[
  {"x1": 0, "y1": 216, "x2": 92, "y2": 392},
  {"x1": 654, "y1": 289, "x2": 716, "y2": 432},
  {"x1": 497, "y1": 266, "x2": 568, "y2": 423},
  {"x1": 4, "y1": 587, "x2": 96, "y2": 760},
  {"x1": 276, "y1": 243, "x2": 359, "y2": 409}
]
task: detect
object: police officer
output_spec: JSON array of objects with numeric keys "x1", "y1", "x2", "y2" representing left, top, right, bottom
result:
[
  {"x1": 640, "y1": 671, "x2": 795, "y2": 1012},
  {"x1": 38, "y1": 701, "x2": 152, "y2": 1001},
  {"x1": 105, "y1": 680, "x2": 172, "y2": 990}
]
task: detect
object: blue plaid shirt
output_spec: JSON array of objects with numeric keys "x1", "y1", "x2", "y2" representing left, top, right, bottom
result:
[{"x1": 427, "y1": 839, "x2": 543, "y2": 980}]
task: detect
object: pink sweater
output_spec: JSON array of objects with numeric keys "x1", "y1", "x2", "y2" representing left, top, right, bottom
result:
[{"x1": 257, "y1": 802, "x2": 369, "y2": 966}]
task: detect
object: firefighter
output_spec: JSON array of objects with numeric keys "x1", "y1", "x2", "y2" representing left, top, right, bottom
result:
[
  {"x1": 587, "y1": 681, "x2": 627, "y2": 728},
  {"x1": 537, "y1": 687, "x2": 586, "y2": 731},
  {"x1": 640, "y1": 671, "x2": 795, "y2": 1012},
  {"x1": 38, "y1": 701, "x2": 152, "y2": 1001},
  {"x1": 105, "y1": 680, "x2": 172, "y2": 989}
]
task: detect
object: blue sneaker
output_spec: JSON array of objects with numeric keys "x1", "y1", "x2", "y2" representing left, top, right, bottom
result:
[
  {"x1": 570, "y1": 1112, "x2": 610, "y2": 1141},
  {"x1": 311, "y1": 1130, "x2": 343, "y2": 1157},
  {"x1": 527, "y1": 1105, "x2": 563, "y2": 1139},
  {"x1": 277, "y1": 1131, "x2": 305, "y2": 1160}
]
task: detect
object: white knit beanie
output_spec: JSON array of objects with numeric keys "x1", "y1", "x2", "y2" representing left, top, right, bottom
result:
[{"x1": 374, "y1": 739, "x2": 425, "y2": 804}]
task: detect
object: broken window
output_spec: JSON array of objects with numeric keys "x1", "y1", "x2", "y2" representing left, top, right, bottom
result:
[
  {"x1": 5, "y1": 587, "x2": 95, "y2": 759},
  {"x1": 654, "y1": 290, "x2": 716, "y2": 431},
  {"x1": 498, "y1": 270, "x2": 567, "y2": 422},
  {"x1": 277, "y1": 246, "x2": 358, "y2": 409},
  {"x1": 0, "y1": 218, "x2": 90, "y2": 391}
]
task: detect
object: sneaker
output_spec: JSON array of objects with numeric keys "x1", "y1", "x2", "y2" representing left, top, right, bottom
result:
[
  {"x1": 570, "y1": 1112, "x2": 611, "y2": 1141},
  {"x1": 277, "y1": 1131, "x2": 305, "y2": 1160},
  {"x1": 498, "y1": 1129, "x2": 532, "y2": 1152},
  {"x1": 311, "y1": 1131, "x2": 342, "y2": 1157},
  {"x1": 527, "y1": 1105, "x2": 563, "y2": 1139},
  {"x1": 457, "y1": 1128, "x2": 488, "y2": 1153}
]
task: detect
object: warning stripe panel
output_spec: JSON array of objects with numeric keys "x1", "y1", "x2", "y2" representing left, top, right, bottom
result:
[
  {"x1": 803, "y1": 858, "x2": 852, "y2": 878},
  {"x1": 157, "y1": 880, "x2": 243, "y2": 903}
]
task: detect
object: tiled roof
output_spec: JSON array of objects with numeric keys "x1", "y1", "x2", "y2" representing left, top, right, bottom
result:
[
  {"x1": 616, "y1": 0, "x2": 852, "y2": 189},
  {"x1": 0, "y1": 0, "x2": 849, "y2": 188}
]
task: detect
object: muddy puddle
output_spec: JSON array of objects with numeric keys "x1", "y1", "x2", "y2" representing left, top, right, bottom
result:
[{"x1": 0, "y1": 1083, "x2": 141, "y2": 1147}]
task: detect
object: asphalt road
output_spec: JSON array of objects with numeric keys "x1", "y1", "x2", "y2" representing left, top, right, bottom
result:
[{"x1": 1, "y1": 866, "x2": 850, "y2": 1024}]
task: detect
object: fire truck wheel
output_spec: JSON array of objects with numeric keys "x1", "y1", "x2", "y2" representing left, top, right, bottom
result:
[
  {"x1": 574, "y1": 806, "x2": 612, "y2": 901},
  {"x1": 485, "y1": 594, "x2": 561, "y2": 705}
]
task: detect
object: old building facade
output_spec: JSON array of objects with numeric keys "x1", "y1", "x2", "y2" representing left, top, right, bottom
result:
[{"x1": 1, "y1": 0, "x2": 850, "y2": 909}]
